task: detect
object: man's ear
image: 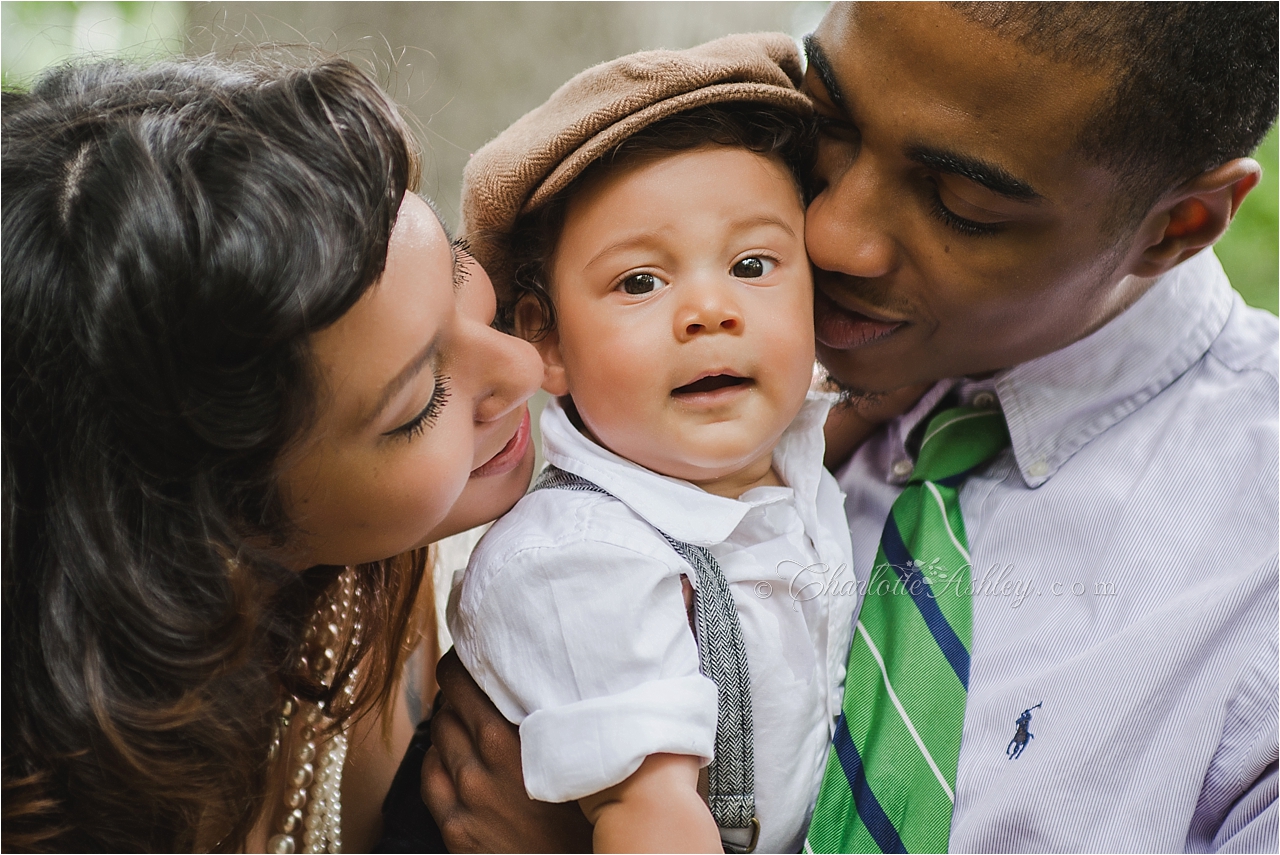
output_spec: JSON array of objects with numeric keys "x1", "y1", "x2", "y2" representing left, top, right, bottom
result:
[
  {"x1": 514, "y1": 295, "x2": 569, "y2": 397},
  {"x1": 1128, "y1": 157, "x2": 1262, "y2": 278}
]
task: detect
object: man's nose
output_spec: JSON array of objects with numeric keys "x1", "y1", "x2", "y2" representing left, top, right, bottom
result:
[{"x1": 806, "y1": 151, "x2": 898, "y2": 281}]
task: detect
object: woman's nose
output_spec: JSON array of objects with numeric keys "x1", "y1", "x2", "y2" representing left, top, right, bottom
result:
[
  {"x1": 675, "y1": 278, "x2": 745, "y2": 342},
  {"x1": 472, "y1": 323, "x2": 543, "y2": 424},
  {"x1": 805, "y1": 152, "x2": 898, "y2": 281}
]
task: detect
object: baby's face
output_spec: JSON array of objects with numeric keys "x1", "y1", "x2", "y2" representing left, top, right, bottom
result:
[{"x1": 542, "y1": 145, "x2": 815, "y2": 487}]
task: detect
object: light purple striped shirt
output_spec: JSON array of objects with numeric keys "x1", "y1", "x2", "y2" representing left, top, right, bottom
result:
[{"x1": 836, "y1": 249, "x2": 1278, "y2": 853}]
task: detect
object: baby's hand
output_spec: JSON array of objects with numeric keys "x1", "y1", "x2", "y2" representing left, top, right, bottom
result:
[{"x1": 579, "y1": 753, "x2": 721, "y2": 853}]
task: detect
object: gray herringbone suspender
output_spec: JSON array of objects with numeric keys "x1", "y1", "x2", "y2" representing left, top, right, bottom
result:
[{"x1": 532, "y1": 466, "x2": 758, "y2": 848}]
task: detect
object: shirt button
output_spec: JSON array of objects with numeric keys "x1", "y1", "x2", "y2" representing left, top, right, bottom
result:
[
  {"x1": 1028, "y1": 460, "x2": 1049, "y2": 478},
  {"x1": 972, "y1": 392, "x2": 996, "y2": 409},
  {"x1": 892, "y1": 459, "x2": 913, "y2": 477}
]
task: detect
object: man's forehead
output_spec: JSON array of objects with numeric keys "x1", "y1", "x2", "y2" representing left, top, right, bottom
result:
[{"x1": 808, "y1": 2, "x2": 1116, "y2": 201}]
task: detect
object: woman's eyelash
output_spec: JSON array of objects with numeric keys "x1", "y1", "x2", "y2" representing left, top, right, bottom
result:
[
  {"x1": 391, "y1": 373, "x2": 451, "y2": 440},
  {"x1": 928, "y1": 191, "x2": 1002, "y2": 238},
  {"x1": 451, "y1": 238, "x2": 472, "y2": 289}
]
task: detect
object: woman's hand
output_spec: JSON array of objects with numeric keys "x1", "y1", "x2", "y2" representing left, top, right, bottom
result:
[{"x1": 422, "y1": 650, "x2": 593, "y2": 852}]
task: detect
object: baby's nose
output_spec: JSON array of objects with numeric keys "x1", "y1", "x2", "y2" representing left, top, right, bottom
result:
[{"x1": 676, "y1": 282, "x2": 744, "y2": 341}]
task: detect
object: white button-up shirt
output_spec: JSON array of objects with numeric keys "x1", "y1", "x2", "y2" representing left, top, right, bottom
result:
[
  {"x1": 450, "y1": 393, "x2": 856, "y2": 853},
  {"x1": 838, "y1": 249, "x2": 1278, "y2": 852}
]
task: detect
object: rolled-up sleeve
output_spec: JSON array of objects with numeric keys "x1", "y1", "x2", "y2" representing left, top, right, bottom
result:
[
  {"x1": 521, "y1": 674, "x2": 717, "y2": 802},
  {"x1": 450, "y1": 524, "x2": 717, "y2": 803}
]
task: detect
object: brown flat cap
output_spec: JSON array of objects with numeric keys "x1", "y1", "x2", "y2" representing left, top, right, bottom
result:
[{"x1": 460, "y1": 32, "x2": 810, "y2": 295}]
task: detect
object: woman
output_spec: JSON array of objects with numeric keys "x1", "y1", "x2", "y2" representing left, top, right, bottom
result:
[{"x1": 2, "y1": 55, "x2": 541, "y2": 852}]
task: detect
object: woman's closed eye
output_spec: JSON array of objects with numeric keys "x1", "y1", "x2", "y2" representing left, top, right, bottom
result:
[
  {"x1": 617, "y1": 272, "x2": 669, "y2": 296},
  {"x1": 731, "y1": 256, "x2": 777, "y2": 279},
  {"x1": 387, "y1": 373, "x2": 451, "y2": 440}
]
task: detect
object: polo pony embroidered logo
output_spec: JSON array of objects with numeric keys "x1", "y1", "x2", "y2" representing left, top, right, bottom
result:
[{"x1": 1006, "y1": 703, "x2": 1042, "y2": 759}]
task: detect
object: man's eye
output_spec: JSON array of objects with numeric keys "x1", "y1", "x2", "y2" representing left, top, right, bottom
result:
[
  {"x1": 926, "y1": 180, "x2": 1004, "y2": 238},
  {"x1": 731, "y1": 257, "x2": 777, "y2": 279},
  {"x1": 815, "y1": 114, "x2": 860, "y2": 145},
  {"x1": 619, "y1": 273, "x2": 667, "y2": 295}
]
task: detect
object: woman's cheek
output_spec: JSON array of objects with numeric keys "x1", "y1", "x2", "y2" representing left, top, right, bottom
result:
[
  {"x1": 422, "y1": 442, "x2": 535, "y2": 545},
  {"x1": 374, "y1": 438, "x2": 466, "y2": 545}
]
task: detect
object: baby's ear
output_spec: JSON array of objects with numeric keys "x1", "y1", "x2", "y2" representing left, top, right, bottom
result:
[{"x1": 514, "y1": 295, "x2": 569, "y2": 397}]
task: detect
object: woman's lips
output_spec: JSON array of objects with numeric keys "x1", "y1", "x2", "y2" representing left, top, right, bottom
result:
[
  {"x1": 814, "y1": 287, "x2": 905, "y2": 350},
  {"x1": 471, "y1": 408, "x2": 531, "y2": 478}
]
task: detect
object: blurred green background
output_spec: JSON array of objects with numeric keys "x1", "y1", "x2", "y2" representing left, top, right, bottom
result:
[{"x1": 3, "y1": 1, "x2": 1276, "y2": 314}]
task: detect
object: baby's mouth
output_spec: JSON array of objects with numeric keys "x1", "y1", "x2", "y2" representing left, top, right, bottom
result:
[{"x1": 672, "y1": 373, "x2": 753, "y2": 396}]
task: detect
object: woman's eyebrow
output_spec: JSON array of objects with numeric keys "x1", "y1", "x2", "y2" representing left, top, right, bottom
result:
[{"x1": 803, "y1": 35, "x2": 849, "y2": 114}]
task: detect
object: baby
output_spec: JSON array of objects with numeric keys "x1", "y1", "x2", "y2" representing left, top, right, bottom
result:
[{"x1": 449, "y1": 34, "x2": 857, "y2": 853}]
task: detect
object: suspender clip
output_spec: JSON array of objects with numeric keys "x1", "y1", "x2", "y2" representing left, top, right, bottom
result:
[{"x1": 721, "y1": 816, "x2": 760, "y2": 854}]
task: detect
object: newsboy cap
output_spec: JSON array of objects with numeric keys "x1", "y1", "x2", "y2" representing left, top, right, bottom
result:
[{"x1": 460, "y1": 32, "x2": 811, "y2": 298}]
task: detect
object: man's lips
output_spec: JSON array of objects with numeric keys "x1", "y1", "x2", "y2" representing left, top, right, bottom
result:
[
  {"x1": 471, "y1": 408, "x2": 531, "y2": 478},
  {"x1": 814, "y1": 287, "x2": 906, "y2": 350}
]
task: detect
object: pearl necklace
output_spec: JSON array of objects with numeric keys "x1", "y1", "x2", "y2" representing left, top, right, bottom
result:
[{"x1": 268, "y1": 569, "x2": 360, "y2": 855}]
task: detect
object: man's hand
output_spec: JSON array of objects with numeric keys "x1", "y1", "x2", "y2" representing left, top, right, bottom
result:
[{"x1": 422, "y1": 649, "x2": 593, "y2": 853}]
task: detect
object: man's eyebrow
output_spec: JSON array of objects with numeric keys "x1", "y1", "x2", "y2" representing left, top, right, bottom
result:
[
  {"x1": 908, "y1": 146, "x2": 1044, "y2": 202},
  {"x1": 803, "y1": 35, "x2": 848, "y2": 113},
  {"x1": 366, "y1": 335, "x2": 439, "y2": 428}
]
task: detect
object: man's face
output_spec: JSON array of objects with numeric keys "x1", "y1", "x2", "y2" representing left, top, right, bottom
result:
[{"x1": 805, "y1": 2, "x2": 1147, "y2": 394}]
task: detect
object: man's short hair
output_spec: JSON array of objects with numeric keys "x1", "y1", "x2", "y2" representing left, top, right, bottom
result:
[{"x1": 951, "y1": 2, "x2": 1278, "y2": 221}]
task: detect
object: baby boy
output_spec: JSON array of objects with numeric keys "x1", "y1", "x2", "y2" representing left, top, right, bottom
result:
[{"x1": 449, "y1": 34, "x2": 858, "y2": 853}]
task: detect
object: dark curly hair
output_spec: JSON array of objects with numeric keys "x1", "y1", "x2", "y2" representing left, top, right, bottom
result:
[
  {"x1": 497, "y1": 102, "x2": 815, "y2": 336},
  {"x1": 2, "y1": 56, "x2": 427, "y2": 851}
]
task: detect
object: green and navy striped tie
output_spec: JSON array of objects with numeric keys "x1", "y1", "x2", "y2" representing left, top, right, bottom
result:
[{"x1": 806, "y1": 406, "x2": 1009, "y2": 854}]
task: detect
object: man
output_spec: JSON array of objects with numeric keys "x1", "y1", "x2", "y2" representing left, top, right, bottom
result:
[{"x1": 418, "y1": 3, "x2": 1278, "y2": 851}]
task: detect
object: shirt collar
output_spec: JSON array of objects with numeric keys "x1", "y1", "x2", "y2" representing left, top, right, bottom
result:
[
  {"x1": 886, "y1": 250, "x2": 1234, "y2": 489},
  {"x1": 996, "y1": 249, "x2": 1233, "y2": 486},
  {"x1": 540, "y1": 393, "x2": 834, "y2": 546}
]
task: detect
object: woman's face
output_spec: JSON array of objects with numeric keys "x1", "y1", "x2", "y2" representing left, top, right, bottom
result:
[{"x1": 276, "y1": 194, "x2": 543, "y2": 569}]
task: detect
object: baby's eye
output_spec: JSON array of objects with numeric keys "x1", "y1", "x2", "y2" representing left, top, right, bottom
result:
[
  {"x1": 619, "y1": 273, "x2": 668, "y2": 295},
  {"x1": 731, "y1": 257, "x2": 777, "y2": 279}
]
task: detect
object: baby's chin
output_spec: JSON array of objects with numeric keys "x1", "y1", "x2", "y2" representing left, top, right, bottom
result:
[
  {"x1": 574, "y1": 396, "x2": 794, "y2": 495},
  {"x1": 605, "y1": 432, "x2": 784, "y2": 497}
]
